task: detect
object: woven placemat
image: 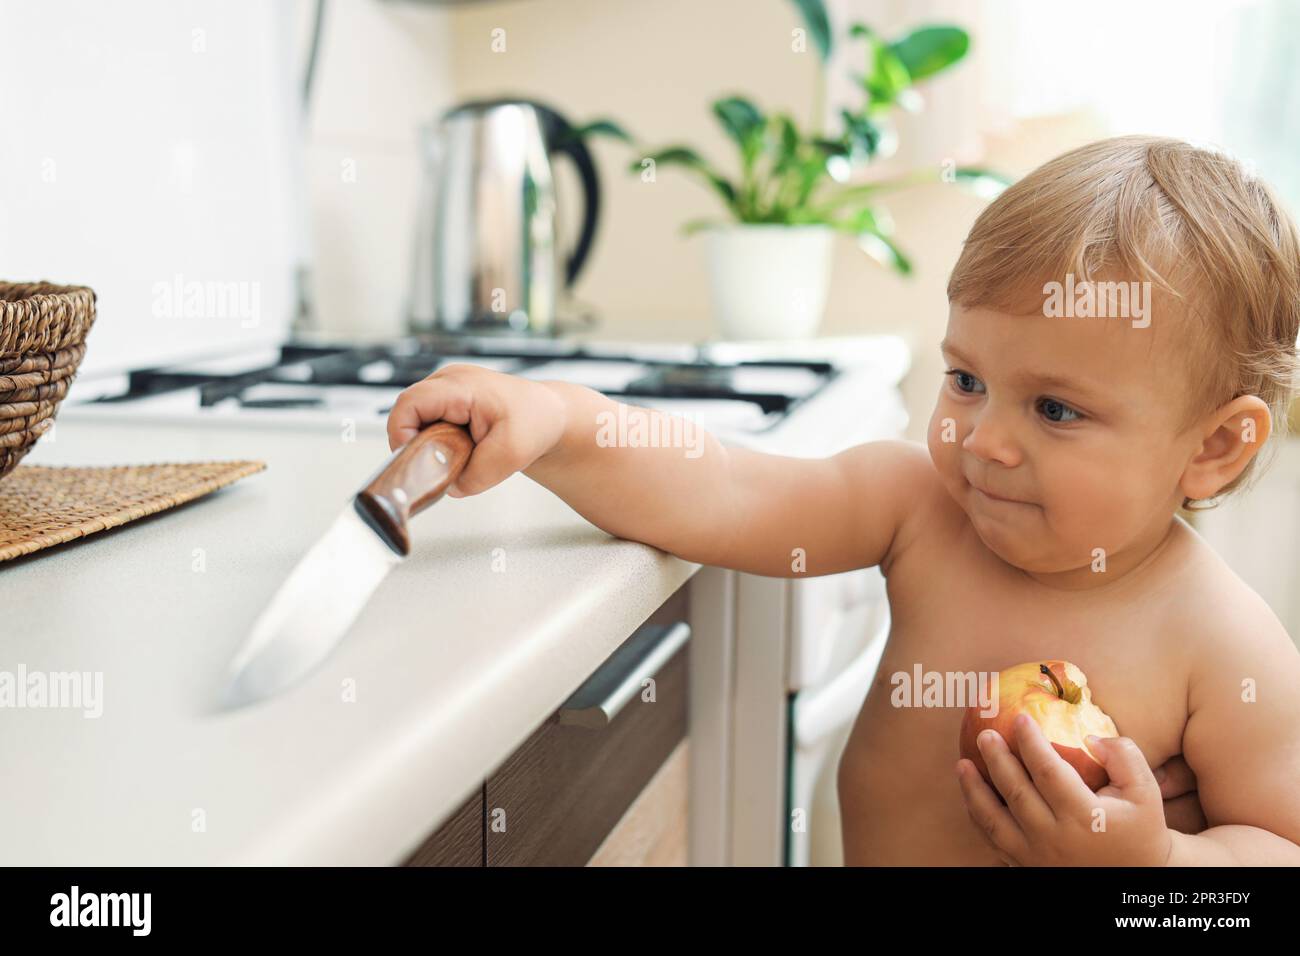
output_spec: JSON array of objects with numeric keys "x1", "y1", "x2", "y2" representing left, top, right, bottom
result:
[{"x1": 0, "y1": 460, "x2": 266, "y2": 563}]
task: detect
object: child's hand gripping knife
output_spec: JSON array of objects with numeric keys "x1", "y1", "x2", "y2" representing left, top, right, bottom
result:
[{"x1": 386, "y1": 363, "x2": 934, "y2": 578}]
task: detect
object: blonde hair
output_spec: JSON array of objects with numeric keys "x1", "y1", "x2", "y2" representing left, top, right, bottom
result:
[{"x1": 947, "y1": 135, "x2": 1300, "y2": 509}]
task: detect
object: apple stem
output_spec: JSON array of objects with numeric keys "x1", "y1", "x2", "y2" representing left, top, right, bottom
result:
[{"x1": 1040, "y1": 664, "x2": 1065, "y2": 699}]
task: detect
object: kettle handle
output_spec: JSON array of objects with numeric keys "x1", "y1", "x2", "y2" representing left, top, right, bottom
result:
[{"x1": 529, "y1": 102, "x2": 601, "y2": 287}]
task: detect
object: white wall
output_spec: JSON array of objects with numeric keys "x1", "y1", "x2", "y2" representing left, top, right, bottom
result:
[
  {"x1": 298, "y1": 0, "x2": 455, "y2": 340},
  {"x1": 0, "y1": 0, "x2": 301, "y2": 374}
]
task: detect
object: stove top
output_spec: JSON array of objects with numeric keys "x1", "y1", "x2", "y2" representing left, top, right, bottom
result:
[{"x1": 67, "y1": 336, "x2": 840, "y2": 436}]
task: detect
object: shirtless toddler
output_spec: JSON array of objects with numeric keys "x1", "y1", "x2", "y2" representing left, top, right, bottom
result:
[{"x1": 389, "y1": 135, "x2": 1300, "y2": 866}]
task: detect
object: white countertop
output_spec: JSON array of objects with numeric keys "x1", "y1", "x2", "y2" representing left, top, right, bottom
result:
[
  {"x1": 0, "y1": 333, "x2": 909, "y2": 865},
  {"x1": 1, "y1": 419, "x2": 696, "y2": 864}
]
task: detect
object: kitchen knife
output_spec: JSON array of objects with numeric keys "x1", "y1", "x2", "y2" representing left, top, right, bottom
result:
[{"x1": 220, "y1": 421, "x2": 474, "y2": 710}]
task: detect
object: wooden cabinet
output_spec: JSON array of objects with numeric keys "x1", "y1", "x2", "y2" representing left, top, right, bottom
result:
[
  {"x1": 588, "y1": 740, "x2": 689, "y2": 866},
  {"x1": 486, "y1": 640, "x2": 687, "y2": 865},
  {"x1": 403, "y1": 787, "x2": 483, "y2": 867},
  {"x1": 404, "y1": 583, "x2": 690, "y2": 867}
]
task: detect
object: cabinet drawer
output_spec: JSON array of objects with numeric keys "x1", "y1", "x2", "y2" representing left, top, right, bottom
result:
[
  {"x1": 588, "y1": 739, "x2": 689, "y2": 867},
  {"x1": 486, "y1": 588, "x2": 690, "y2": 866},
  {"x1": 403, "y1": 787, "x2": 483, "y2": 867}
]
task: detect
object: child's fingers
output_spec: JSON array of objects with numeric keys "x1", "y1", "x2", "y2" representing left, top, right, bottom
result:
[
  {"x1": 387, "y1": 378, "x2": 475, "y2": 451},
  {"x1": 1014, "y1": 713, "x2": 1094, "y2": 815},
  {"x1": 1153, "y1": 753, "x2": 1197, "y2": 800},
  {"x1": 1085, "y1": 735, "x2": 1160, "y2": 798},
  {"x1": 977, "y1": 727, "x2": 1054, "y2": 828},
  {"x1": 956, "y1": 759, "x2": 1028, "y2": 863},
  {"x1": 1161, "y1": 791, "x2": 1208, "y2": 834},
  {"x1": 449, "y1": 421, "x2": 525, "y2": 497}
]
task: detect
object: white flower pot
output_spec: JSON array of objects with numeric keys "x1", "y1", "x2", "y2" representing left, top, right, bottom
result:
[{"x1": 705, "y1": 224, "x2": 834, "y2": 340}]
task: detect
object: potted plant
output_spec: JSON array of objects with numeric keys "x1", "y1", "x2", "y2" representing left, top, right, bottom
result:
[{"x1": 580, "y1": 1, "x2": 1007, "y2": 340}]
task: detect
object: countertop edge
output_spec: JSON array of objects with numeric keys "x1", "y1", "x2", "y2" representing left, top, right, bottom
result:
[{"x1": 227, "y1": 552, "x2": 701, "y2": 866}]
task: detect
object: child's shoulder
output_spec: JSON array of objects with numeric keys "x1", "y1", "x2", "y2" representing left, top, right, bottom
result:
[
  {"x1": 1166, "y1": 521, "x2": 1300, "y2": 843},
  {"x1": 1164, "y1": 520, "x2": 1297, "y2": 678},
  {"x1": 841, "y1": 440, "x2": 960, "y2": 572}
]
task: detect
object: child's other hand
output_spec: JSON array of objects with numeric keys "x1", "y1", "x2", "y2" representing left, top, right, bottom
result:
[
  {"x1": 386, "y1": 364, "x2": 568, "y2": 497},
  {"x1": 1153, "y1": 754, "x2": 1208, "y2": 833},
  {"x1": 955, "y1": 714, "x2": 1173, "y2": 866}
]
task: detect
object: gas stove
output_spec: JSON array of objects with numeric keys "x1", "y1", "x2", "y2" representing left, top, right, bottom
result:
[{"x1": 61, "y1": 334, "x2": 845, "y2": 440}]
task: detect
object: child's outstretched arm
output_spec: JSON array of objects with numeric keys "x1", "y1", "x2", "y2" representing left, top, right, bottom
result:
[{"x1": 387, "y1": 365, "x2": 931, "y2": 578}]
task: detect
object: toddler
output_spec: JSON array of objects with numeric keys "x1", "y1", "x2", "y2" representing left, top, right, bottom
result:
[{"x1": 389, "y1": 136, "x2": 1300, "y2": 865}]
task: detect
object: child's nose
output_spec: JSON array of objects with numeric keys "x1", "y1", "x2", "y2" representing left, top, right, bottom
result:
[{"x1": 962, "y1": 407, "x2": 1023, "y2": 467}]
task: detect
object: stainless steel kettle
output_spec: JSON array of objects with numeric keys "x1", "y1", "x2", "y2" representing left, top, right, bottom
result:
[{"x1": 408, "y1": 99, "x2": 600, "y2": 335}]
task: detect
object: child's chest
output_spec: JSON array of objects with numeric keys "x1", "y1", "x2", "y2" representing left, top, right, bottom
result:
[{"x1": 882, "y1": 536, "x2": 1191, "y2": 768}]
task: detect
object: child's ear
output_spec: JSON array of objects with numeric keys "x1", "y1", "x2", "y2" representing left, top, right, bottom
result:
[{"x1": 1179, "y1": 395, "x2": 1272, "y2": 501}]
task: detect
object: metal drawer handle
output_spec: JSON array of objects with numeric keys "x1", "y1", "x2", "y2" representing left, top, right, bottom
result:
[{"x1": 558, "y1": 621, "x2": 691, "y2": 729}]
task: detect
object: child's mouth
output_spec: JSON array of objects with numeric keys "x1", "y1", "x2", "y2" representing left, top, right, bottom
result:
[{"x1": 969, "y1": 481, "x2": 1032, "y2": 506}]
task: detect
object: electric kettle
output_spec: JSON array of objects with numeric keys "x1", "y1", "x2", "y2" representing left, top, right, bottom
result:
[{"x1": 408, "y1": 98, "x2": 600, "y2": 335}]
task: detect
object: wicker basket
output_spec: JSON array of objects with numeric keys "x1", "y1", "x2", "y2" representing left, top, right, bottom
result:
[{"x1": 0, "y1": 281, "x2": 96, "y2": 479}]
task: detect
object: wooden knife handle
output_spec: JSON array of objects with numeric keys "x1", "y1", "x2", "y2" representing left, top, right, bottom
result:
[{"x1": 354, "y1": 421, "x2": 475, "y2": 556}]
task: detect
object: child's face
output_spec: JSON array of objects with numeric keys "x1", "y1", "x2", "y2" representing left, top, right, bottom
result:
[{"x1": 927, "y1": 302, "x2": 1198, "y2": 579}]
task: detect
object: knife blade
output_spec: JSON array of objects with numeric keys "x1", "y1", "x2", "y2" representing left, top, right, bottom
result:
[{"x1": 220, "y1": 421, "x2": 474, "y2": 710}]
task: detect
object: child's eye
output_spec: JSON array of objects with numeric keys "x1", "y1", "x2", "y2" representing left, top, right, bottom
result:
[
  {"x1": 945, "y1": 369, "x2": 985, "y2": 395},
  {"x1": 1037, "y1": 397, "x2": 1083, "y2": 423}
]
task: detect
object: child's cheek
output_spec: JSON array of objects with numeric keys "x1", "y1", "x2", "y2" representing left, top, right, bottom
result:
[{"x1": 926, "y1": 401, "x2": 962, "y2": 478}]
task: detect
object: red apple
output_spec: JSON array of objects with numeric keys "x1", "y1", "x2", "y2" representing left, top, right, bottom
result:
[{"x1": 959, "y1": 660, "x2": 1118, "y2": 791}]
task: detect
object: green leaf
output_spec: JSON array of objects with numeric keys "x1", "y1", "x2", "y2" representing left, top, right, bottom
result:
[
  {"x1": 628, "y1": 146, "x2": 700, "y2": 169},
  {"x1": 680, "y1": 218, "x2": 722, "y2": 236},
  {"x1": 811, "y1": 138, "x2": 850, "y2": 157},
  {"x1": 889, "y1": 26, "x2": 969, "y2": 82},
  {"x1": 567, "y1": 119, "x2": 634, "y2": 144},
  {"x1": 857, "y1": 229, "x2": 913, "y2": 275},
  {"x1": 712, "y1": 96, "x2": 766, "y2": 157},
  {"x1": 812, "y1": 165, "x2": 1012, "y2": 212},
  {"x1": 840, "y1": 109, "x2": 883, "y2": 160},
  {"x1": 629, "y1": 146, "x2": 738, "y2": 205},
  {"x1": 778, "y1": 115, "x2": 800, "y2": 158},
  {"x1": 852, "y1": 27, "x2": 915, "y2": 113},
  {"x1": 952, "y1": 166, "x2": 1013, "y2": 198},
  {"x1": 861, "y1": 36, "x2": 912, "y2": 111},
  {"x1": 789, "y1": 0, "x2": 833, "y2": 60},
  {"x1": 769, "y1": 114, "x2": 802, "y2": 176},
  {"x1": 836, "y1": 206, "x2": 882, "y2": 234},
  {"x1": 828, "y1": 206, "x2": 911, "y2": 274},
  {"x1": 815, "y1": 136, "x2": 852, "y2": 183}
]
